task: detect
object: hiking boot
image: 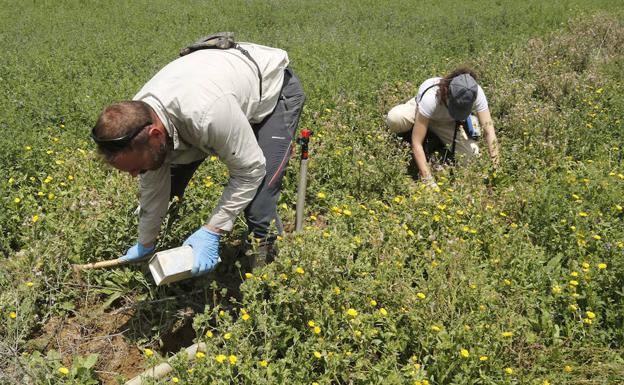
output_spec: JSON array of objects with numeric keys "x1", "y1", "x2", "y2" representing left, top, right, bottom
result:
[{"x1": 244, "y1": 237, "x2": 278, "y2": 271}]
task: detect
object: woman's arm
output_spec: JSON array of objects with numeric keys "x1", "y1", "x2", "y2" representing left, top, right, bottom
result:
[
  {"x1": 411, "y1": 111, "x2": 432, "y2": 179},
  {"x1": 477, "y1": 109, "x2": 500, "y2": 166}
]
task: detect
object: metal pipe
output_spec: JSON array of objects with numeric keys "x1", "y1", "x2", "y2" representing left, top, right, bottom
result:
[
  {"x1": 295, "y1": 129, "x2": 312, "y2": 232},
  {"x1": 295, "y1": 158, "x2": 308, "y2": 231},
  {"x1": 124, "y1": 342, "x2": 206, "y2": 385}
]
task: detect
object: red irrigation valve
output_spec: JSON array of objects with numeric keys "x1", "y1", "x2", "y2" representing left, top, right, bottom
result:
[{"x1": 297, "y1": 129, "x2": 313, "y2": 160}]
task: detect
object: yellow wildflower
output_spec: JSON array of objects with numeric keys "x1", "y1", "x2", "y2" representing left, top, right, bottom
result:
[
  {"x1": 314, "y1": 351, "x2": 322, "y2": 359},
  {"x1": 598, "y1": 263, "x2": 607, "y2": 269},
  {"x1": 416, "y1": 292, "x2": 426, "y2": 299},
  {"x1": 586, "y1": 311, "x2": 596, "y2": 319},
  {"x1": 460, "y1": 349, "x2": 470, "y2": 358},
  {"x1": 259, "y1": 360, "x2": 268, "y2": 367},
  {"x1": 501, "y1": 331, "x2": 513, "y2": 337},
  {"x1": 58, "y1": 367, "x2": 69, "y2": 376},
  {"x1": 379, "y1": 308, "x2": 388, "y2": 316},
  {"x1": 504, "y1": 367, "x2": 514, "y2": 375},
  {"x1": 215, "y1": 354, "x2": 226, "y2": 363},
  {"x1": 144, "y1": 348, "x2": 154, "y2": 357},
  {"x1": 9, "y1": 312, "x2": 17, "y2": 319},
  {"x1": 295, "y1": 267, "x2": 305, "y2": 274},
  {"x1": 195, "y1": 352, "x2": 205, "y2": 360},
  {"x1": 205, "y1": 330, "x2": 213, "y2": 338},
  {"x1": 224, "y1": 333, "x2": 232, "y2": 340},
  {"x1": 479, "y1": 355, "x2": 488, "y2": 361},
  {"x1": 564, "y1": 365, "x2": 573, "y2": 372},
  {"x1": 229, "y1": 355, "x2": 237, "y2": 364},
  {"x1": 346, "y1": 308, "x2": 358, "y2": 317},
  {"x1": 317, "y1": 192, "x2": 326, "y2": 199}
]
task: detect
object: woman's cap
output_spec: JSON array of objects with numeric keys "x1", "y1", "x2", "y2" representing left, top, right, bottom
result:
[{"x1": 447, "y1": 74, "x2": 478, "y2": 121}]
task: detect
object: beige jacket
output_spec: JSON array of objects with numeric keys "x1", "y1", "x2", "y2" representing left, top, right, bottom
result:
[{"x1": 133, "y1": 43, "x2": 289, "y2": 244}]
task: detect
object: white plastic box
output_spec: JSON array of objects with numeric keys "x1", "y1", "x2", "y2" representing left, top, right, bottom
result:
[{"x1": 148, "y1": 245, "x2": 194, "y2": 285}]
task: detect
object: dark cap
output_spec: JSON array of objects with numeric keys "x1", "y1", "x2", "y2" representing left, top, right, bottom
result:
[{"x1": 447, "y1": 74, "x2": 478, "y2": 121}]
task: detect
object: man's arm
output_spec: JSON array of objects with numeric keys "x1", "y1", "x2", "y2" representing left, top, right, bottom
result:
[
  {"x1": 477, "y1": 109, "x2": 500, "y2": 166},
  {"x1": 199, "y1": 95, "x2": 266, "y2": 232},
  {"x1": 138, "y1": 164, "x2": 171, "y2": 246}
]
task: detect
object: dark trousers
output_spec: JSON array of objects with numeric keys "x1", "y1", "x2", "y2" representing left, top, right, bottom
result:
[{"x1": 170, "y1": 68, "x2": 305, "y2": 240}]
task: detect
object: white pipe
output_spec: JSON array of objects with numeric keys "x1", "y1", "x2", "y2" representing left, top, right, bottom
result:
[{"x1": 124, "y1": 342, "x2": 206, "y2": 385}]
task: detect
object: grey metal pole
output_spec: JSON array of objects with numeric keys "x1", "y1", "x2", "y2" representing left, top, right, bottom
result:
[
  {"x1": 295, "y1": 129, "x2": 312, "y2": 232},
  {"x1": 295, "y1": 158, "x2": 308, "y2": 231}
]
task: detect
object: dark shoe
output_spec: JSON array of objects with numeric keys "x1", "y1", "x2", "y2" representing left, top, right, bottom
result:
[{"x1": 244, "y1": 237, "x2": 278, "y2": 271}]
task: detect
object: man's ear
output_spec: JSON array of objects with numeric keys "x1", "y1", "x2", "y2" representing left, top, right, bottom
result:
[{"x1": 147, "y1": 124, "x2": 165, "y2": 140}]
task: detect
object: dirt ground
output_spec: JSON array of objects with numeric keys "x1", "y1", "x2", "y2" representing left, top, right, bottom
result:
[
  {"x1": 26, "y1": 248, "x2": 248, "y2": 384},
  {"x1": 28, "y1": 306, "x2": 149, "y2": 384}
]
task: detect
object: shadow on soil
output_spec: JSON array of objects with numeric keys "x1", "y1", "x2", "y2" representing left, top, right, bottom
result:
[{"x1": 27, "y1": 242, "x2": 251, "y2": 384}]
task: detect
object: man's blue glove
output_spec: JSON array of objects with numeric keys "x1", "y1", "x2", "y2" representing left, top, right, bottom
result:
[
  {"x1": 120, "y1": 243, "x2": 155, "y2": 262},
  {"x1": 183, "y1": 227, "x2": 221, "y2": 275}
]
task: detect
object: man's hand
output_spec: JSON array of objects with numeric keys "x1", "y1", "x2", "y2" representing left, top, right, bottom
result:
[
  {"x1": 120, "y1": 243, "x2": 155, "y2": 262},
  {"x1": 183, "y1": 227, "x2": 222, "y2": 275}
]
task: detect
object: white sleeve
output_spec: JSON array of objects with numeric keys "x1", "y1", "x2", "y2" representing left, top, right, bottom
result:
[
  {"x1": 417, "y1": 92, "x2": 437, "y2": 118},
  {"x1": 198, "y1": 95, "x2": 266, "y2": 231},
  {"x1": 138, "y1": 164, "x2": 171, "y2": 245},
  {"x1": 475, "y1": 85, "x2": 489, "y2": 112}
]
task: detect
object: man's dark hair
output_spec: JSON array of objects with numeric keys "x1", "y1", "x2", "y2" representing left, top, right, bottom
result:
[
  {"x1": 92, "y1": 101, "x2": 153, "y2": 161},
  {"x1": 436, "y1": 66, "x2": 478, "y2": 105}
]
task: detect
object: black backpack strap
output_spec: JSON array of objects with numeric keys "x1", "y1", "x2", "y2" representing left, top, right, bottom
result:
[
  {"x1": 234, "y1": 44, "x2": 263, "y2": 102},
  {"x1": 416, "y1": 83, "x2": 439, "y2": 103}
]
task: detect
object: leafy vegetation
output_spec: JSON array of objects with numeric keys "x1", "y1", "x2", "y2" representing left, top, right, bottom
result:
[{"x1": 1, "y1": 1, "x2": 623, "y2": 384}]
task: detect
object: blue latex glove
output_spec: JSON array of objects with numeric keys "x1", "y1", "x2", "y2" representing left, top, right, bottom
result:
[
  {"x1": 120, "y1": 243, "x2": 155, "y2": 262},
  {"x1": 183, "y1": 227, "x2": 221, "y2": 275}
]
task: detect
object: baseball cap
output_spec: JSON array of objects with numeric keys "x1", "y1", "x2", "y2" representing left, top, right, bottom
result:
[{"x1": 447, "y1": 74, "x2": 478, "y2": 121}]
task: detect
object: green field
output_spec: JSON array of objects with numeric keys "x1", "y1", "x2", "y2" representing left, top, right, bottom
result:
[{"x1": 1, "y1": 1, "x2": 624, "y2": 384}]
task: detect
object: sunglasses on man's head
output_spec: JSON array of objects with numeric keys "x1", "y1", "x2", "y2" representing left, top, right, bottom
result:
[{"x1": 91, "y1": 122, "x2": 152, "y2": 151}]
